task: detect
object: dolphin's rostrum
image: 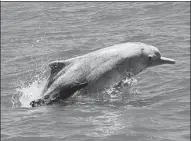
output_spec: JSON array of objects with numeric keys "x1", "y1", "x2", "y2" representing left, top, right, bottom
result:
[{"x1": 30, "y1": 42, "x2": 175, "y2": 107}]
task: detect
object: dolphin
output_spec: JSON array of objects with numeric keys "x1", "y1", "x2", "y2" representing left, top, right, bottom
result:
[{"x1": 30, "y1": 42, "x2": 175, "y2": 107}]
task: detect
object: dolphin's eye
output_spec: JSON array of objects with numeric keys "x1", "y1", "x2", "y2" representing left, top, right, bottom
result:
[{"x1": 148, "y1": 56, "x2": 152, "y2": 61}]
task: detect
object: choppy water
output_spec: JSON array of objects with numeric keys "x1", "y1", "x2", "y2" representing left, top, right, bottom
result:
[{"x1": 1, "y1": 2, "x2": 190, "y2": 141}]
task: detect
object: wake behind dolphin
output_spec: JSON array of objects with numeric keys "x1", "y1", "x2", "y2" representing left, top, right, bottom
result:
[{"x1": 30, "y1": 42, "x2": 175, "y2": 107}]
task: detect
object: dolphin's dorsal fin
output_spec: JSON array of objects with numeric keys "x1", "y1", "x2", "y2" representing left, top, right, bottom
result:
[
  {"x1": 44, "y1": 61, "x2": 69, "y2": 89},
  {"x1": 49, "y1": 61, "x2": 68, "y2": 76}
]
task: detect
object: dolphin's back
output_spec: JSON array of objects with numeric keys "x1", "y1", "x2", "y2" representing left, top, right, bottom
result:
[
  {"x1": 44, "y1": 43, "x2": 142, "y2": 95},
  {"x1": 42, "y1": 49, "x2": 126, "y2": 102}
]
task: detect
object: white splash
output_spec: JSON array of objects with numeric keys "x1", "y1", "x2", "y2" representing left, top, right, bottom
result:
[{"x1": 11, "y1": 77, "x2": 47, "y2": 108}]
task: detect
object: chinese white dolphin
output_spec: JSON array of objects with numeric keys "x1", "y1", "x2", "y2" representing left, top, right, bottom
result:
[{"x1": 30, "y1": 42, "x2": 175, "y2": 107}]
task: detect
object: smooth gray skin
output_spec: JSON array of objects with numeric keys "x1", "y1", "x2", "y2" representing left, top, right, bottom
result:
[{"x1": 30, "y1": 42, "x2": 175, "y2": 107}]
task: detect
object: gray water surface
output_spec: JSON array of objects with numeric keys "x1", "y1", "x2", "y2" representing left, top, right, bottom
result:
[{"x1": 1, "y1": 2, "x2": 190, "y2": 141}]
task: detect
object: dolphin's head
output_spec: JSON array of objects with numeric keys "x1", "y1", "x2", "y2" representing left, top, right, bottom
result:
[
  {"x1": 141, "y1": 45, "x2": 175, "y2": 68},
  {"x1": 127, "y1": 43, "x2": 175, "y2": 75}
]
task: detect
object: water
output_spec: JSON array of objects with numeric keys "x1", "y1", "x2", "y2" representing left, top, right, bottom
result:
[{"x1": 1, "y1": 2, "x2": 190, "y2": 141}]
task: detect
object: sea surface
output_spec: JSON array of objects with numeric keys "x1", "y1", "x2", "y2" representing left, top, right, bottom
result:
[{"x1": 1, "y1": 2, "x2": 190, "y2": 141}]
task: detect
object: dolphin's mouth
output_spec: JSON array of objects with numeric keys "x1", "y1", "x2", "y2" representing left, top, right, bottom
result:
[
  {"x1": 148, "y1": 56, "x2": 175, "y2": 67},
  {"x1": 159, "y1": 57, "x2": 175, "y2": 64}
]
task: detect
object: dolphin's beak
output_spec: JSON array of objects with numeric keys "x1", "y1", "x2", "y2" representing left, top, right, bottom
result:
[
  {"x1": 149, "y1": 56, "x2": 175, "y2": 67},
  {"x1": 159, "y1": 56, "x2": 175, "y2": 64}
]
